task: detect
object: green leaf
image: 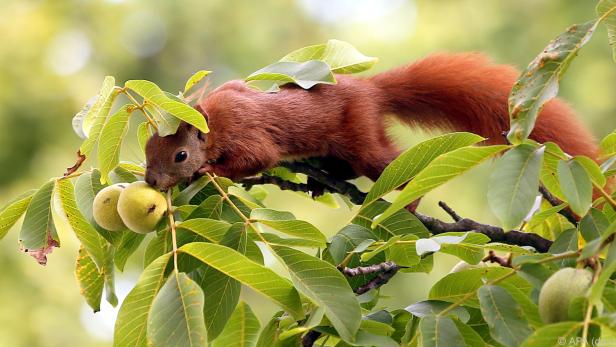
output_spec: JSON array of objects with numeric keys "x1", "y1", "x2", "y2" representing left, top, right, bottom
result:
[
  {"x1": 405, "y1": 300, "x2": 470, "y2": 322},
  {"x1": 328, "y1": 224, "x2": 376, "y2": 264},
  {"x1": 125, "y1": 80, "x2": 209, "y2": 135},
  {"x1": 507, "y1": 20, "x2": 597, "y2": 143},
  {"x1": 176, "y1": 218, "x2": 231, "y2": 243},
  {"x1": 574, "y1": 156, "x2": 606, "y2": 187},
  {"x1": 558, "y1": 159, "x2": 593, "y2": 216},
  {"x1": 114, "y1": 232, "x2": 145, "y2": 271},
  {"x1": 388, "y1": 235, "x2": 421, "y2": 267},
  {"x1": 353, "y1": 201, "x2": 429, "y2": 240},
  {"x1": 548, "y1": 228, "x2": 579, "y2": 260},
  {"x1": 179, "y1": 242, "x2": 303, "y2": 319},
  {"x1": 174, "y1": 176, "x2": 211, "y2": 206},
  {"x1": 579, "y1": 208, "x2": 610, "y2": 242},
  {"x1": 114, "y1": 252, "x2": 172, "y2": 347},
  {"x1": 73, "y1": 76, "x2": 115, "y2": 139},
  {"x1": 184, "y1": 70, "x2": 211, "y2": 94},
  {"x1": 361, "y1": 235, "x2": 403, "y2": 262},
  {"x1": 597, "y1": 0, "x2": 616, "y2": 62},
  {"x1": 137, "y1": 121, "x2": 152, "y2": 154},
  {"x1": 98, "y1": 105, "x2": 132, "y2": 184},
  {"x1": 488, "y1": 144, "x2": 545, "y2": 230},
  {"x1": 75, "y1": 246, "x2": 104, "y2": 312},
  {"x1": 478, "y1": 285, "x2": 532, "y2": 347},
  {"x1": 187, "y1": 195, "x2": 224, "y2": 220},
  {"x1": 526, "y1": 203, "x2": 566, "y2": 232},
  {"x1": 246, "y1": 60, "x2": 336, "y2": 89},
  {"x1": 80, "y1": 86, "x2": 120, "y2": 157},
  {"x1": 147, "y1": 272, "x2": 207, "y2": 347},
  {"x1": 56, "y1": 179, "x2": 108, "y2": 270},
  {"x1": 251, "y1": 208, "x2": 326, "y2": 246},
  {"x1": 438, "y1": 233, "x2": 491, "y2": 264},
  {"x1": 280, "y1": 39, "x2": 378, "y2": 74},
  {"x1": 429, "y1": 268, "x2": 527, "y2": 308},
  {"x1": 520, "y1": 322, "x2": 582, "y2": 347},
  {"x1": 419, "y1": 315, "x2": 466, "y2": 347},
  {"x1": 374, "y1": 145, "x2": 507, "y2": 227},
  {"x1": 0, "y1": 189, "x2": 34, "y2": 240},
  {"x1": 19, "y1": 180, "x2": 57, "y2": 250},
  {"x1": 452, "y1": 318, "x2": 487, "y2": 347},
  {"x1": 191, "y1": 223, "x2": 245, "y2": 340},
  {"x1": 271, "y1": 245, "x2": 361, "y2": 342},
  {"x1": 601, "y1": 130, "x2": 616, "y2": 156},
  {"x1": 212, "y1": 302, "x2": 261, "y2": 347},
  {"x1": 541, "y1": 142, "x2": 567, "y2": 200},
  {"x1": 363, "y1": 132, "x2": 485, "y2": 206},
  {"x1": 256, "y1": 311, "x2": 284, "y2": 347}
]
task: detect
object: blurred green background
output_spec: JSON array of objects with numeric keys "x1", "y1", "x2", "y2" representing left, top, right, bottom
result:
[{"x1": 1, "y1": 1, "x2": 615, "y2": 346}]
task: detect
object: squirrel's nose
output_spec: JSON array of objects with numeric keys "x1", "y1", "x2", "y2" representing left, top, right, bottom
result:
[{"x1": 145, "y1": 175, "x2": 157, "y2": 187}]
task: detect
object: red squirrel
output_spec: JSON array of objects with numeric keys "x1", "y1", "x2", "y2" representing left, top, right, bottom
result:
[{"x1": 144, "y1": 53, "x2": 599, "y2": 191}]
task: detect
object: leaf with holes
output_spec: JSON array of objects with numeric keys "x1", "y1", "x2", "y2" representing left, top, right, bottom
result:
[
  {"x1": 147, "y1": 272, "x2": 207, "y2": 347},
  {"x1": 507, "y1": 21, "x2": 597, "y2": 143},
  {"x1": 597, "y1": 0, "x2": 616, "y2": 62},
  {"x1": 75, "y1": 246, "x2": 104, "y2": 312}
]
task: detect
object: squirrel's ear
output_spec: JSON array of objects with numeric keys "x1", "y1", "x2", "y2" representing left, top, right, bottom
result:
[{"x1": 195, "y1": 104, "x2": 209, "y2": 123}]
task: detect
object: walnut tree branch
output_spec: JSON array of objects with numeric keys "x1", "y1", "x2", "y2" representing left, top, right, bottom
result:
[{"x1": 268, "y1": 162, "x2": 554, "y2": 252}]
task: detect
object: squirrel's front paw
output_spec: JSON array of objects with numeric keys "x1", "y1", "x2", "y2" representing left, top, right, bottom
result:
[{"x1": 197, "y1": 164, "x2": 214, "y2": 175}]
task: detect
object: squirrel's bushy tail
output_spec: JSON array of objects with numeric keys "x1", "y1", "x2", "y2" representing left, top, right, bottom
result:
[{"x1": 369, "y1": 53, "x2": 599, "y2": 159}]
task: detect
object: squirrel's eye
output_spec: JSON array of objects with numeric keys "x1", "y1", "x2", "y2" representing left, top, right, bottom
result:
[{"x1": 175, "y1": 151, "x2": 188, "y2": 163}]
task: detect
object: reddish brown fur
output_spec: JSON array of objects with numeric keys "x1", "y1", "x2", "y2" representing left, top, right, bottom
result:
[{"x1": 145, "y1": 53, "x2": 599, "y2": 190}]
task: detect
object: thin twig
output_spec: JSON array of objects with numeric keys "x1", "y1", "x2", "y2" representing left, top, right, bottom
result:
[
  {"x1": 482, "y1": 250, "x2": 512, "y2": 268},
  {"x1": 339, "y1": 261, "x2": 402, "y2": 277},
  {"x1": 414, "y1": 211, "x2": 553, "y2": 252},
  {"x1": 539, "y1": 185, "x2": 579, "y2": 225},
  {"x1": 166, "y1": 190, "x2": 178, "y2": 271},
  {"x1": 438, "y1": 201, "x2": 462, "y2": 221}
]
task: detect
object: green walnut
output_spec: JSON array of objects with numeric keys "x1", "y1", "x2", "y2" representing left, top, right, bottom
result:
[
  {"x1": 117, "y1": 181, "x2": 167, "y2": 234},
  {"x1": 93, "y1": 183, "x2": 127, "y2": 231},
  {"x1": 538, "y1": 267, "x2": 593, "y2": 323}
]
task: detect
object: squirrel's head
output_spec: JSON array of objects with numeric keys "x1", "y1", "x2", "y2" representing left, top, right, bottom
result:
[{"x1": 145, "y1": 122, "x2": 207, "y2": 191}]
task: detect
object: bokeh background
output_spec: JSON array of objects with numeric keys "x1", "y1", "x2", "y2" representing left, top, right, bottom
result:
[{"x1": 1, "y1": 1, "x2": 615, "y2": 346}]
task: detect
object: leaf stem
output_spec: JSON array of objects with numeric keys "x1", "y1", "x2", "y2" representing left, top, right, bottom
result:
[
  {"x1": 581, "y1": 258, "x2": 602, "y2": 347},
  {"x1": 205, "y1": 173, "x2": 269, "y2": 245},
  {"x1": 594, "y1": 182, "x2": 616, "y2": 209},
  {"x1": 166, "y1": 190, "x2": 178, "y2": 271},
  {"x1": 438, "y1": 269, "x2": 517, "y2": 317},
  {"x1": 116, "y1": 87, "x2": 158, "y2": 131}
]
